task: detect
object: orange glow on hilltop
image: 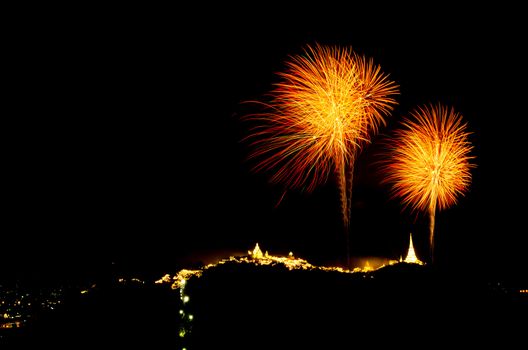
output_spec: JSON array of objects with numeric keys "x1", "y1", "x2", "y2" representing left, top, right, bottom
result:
[{"x1": 159, "y1": 244, "x2": 401, "y2": 291}]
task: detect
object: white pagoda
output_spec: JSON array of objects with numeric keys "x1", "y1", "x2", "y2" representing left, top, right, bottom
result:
[{"x1": 404, "y1": 233, "x2": 424, "y2": 265}]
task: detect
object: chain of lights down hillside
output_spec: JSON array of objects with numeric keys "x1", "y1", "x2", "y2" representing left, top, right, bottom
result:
[
  {"x1": 383, "y1": 104, "x2": 475, "y2": 261},
  {"x1": 159, "y1": 243, "x2": 421, "y2": 344},
  {"x1": 244, "y1": 44, "x2": 398, "y2": 265}
]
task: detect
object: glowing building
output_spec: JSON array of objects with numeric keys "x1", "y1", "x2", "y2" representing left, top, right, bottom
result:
[
  {"x1": 404, "y1": 234, "x2": 424, "y2": 265},
  {"x1": 249, "y1": 243, "x2": 264, "y2": 259}
]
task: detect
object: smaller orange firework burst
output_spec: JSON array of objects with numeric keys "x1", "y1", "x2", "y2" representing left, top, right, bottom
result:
[
  {"x1": 384, "y1": 104, "x2": 474, "y2": 212},
  {"x1": 383, "y1": 104, "x2": 475, "y2": 260}
]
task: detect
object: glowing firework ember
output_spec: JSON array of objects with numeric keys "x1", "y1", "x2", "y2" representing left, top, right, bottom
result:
[
  {"x1": 383, "y1": 104, "x2": 475, "y2": 261},
  {"x1": 245, "y1": 44, "x2": 398, "y2": 264}
]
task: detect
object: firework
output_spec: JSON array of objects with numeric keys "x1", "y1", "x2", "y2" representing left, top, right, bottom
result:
[
  {"x1": 245, "y1": 44, "x2": 398, "y2": 264},
  {"x1": 383, "y1": 104, "x2": 475, "y2": 261}
]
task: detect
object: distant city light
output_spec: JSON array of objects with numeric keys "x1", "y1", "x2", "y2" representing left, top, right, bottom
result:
[
  {"x1": 0, "y1": 286, "x2": 64, "y2": 330},
  {"x1": 183, "y1": 295, "x2": 190, "y2": 303}
]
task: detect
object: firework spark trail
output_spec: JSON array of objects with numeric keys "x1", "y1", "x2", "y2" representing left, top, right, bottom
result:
[
  {"x1": 383, "y1": 104, "x2": 475, "y2": 262},
  {"x1": 245, "y1": 44, "x2": 398, "y2": 265}
]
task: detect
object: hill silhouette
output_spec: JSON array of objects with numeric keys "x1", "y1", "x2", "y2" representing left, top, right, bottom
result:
[
  {"x1": 182, "y1": 261, "x2": 525, "y2": 348},
  {"x1": 5, "y1": 261, "x2": 525, "y2": 348}
]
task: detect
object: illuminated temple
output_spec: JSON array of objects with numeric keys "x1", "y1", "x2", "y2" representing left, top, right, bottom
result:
[
  {"x1": 404, "y1": 234, "x2": 424, "y2": 265},
  {"x1": 158, "y1": 243, "x2": 409, "y2": 290}
]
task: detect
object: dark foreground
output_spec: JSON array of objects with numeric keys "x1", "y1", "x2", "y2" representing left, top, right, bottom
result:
[
  {"x1": 182, "y1": 263, "x2": 526, "y2": 348},
  {"x1": 3, "y1": 263, "x2": 526, "y2": 348}
]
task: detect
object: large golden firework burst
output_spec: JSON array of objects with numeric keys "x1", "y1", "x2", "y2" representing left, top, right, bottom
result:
[
  {"x1": 245, "y1": 44, "x2": 398, "y2": 264},
  {"x1": 384, "y1": 104, "x2": 475, "y2": 261}
]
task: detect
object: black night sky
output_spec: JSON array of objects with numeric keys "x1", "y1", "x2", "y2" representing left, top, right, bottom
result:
[{"x1": 4, "y1": 6, "x2": 527, "y2": 282}]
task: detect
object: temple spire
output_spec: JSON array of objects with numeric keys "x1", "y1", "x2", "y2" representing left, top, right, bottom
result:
[
  {"x1": 249, "y1": 243, "x2": 264, "y2": 259},
  {"x1": 404, "y1": 233, "x2": 424, "y2": 265}
]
